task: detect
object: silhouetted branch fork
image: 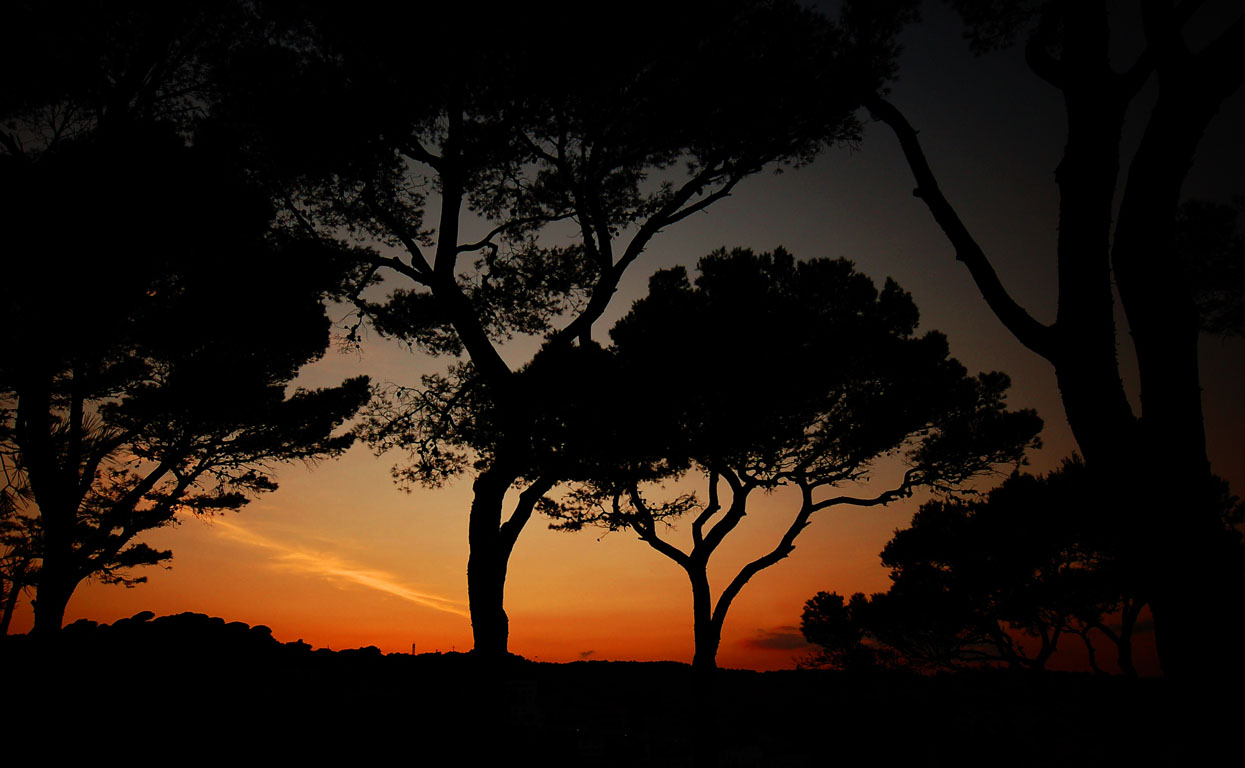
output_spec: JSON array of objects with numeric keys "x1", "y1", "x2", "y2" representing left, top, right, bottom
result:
[
  {"x1": 806, "y1": 468, "x2": 919, "y2": 513},
  {"x1": 711, "y1": 493, "x2": 818, "y2": 629},
  {"x1": 864, "y1": 95, "x2": 1056, "y2": 361},
  {"x1": 76, "y1": 429, "x2": 135, "y2": 501},
  {"x1": 400, "y1": 140, "x2": 442, "y2": 171},
  {"x1": 455, "y1": 213, "x2": 574, "y2": 255},
  {"x1": 361, "y1": 190, "x2": 434, "y2": 278},
  {"x1": 690, "y1": 470, "x2": 722, "y2": 548},
  {"x1": 624, "y1": 491, "x2": 694, "y2": 568},
  {"x1": 550, "y1": 164, "x2": 731, "y2": 346},
  {"x1": 662, "y1": 174, "x2": 744, "y2": 227},
  {"x1": 498, "y1": 476, "x2": 556, "y2": 558},
  {"x1": 697, "y1": 469, "x2": 754, "y2": 559}
]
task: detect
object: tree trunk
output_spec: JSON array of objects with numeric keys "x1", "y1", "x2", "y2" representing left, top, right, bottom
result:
[
  {"x1": 467, "y1": 465, "x2": 516, "y2": 660},
  {"x1": 32, "y1": 573, "x2": 74, "y2": 637},
  {"x1": 688, "y1": 566, "x2": 721, "y2": 673},
  {"x1": 1, "y1": 571, "x2": 25, "y2": 635}
]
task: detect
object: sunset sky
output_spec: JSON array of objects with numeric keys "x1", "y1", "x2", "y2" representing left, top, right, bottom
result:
[{"x1": 11, "y1": 2, "x2": 1243, "y2": 673}]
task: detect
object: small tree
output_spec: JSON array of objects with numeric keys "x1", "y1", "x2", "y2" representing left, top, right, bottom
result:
[{"x1": 544, "y1": 248, "x2": 1042, "y2": 671}]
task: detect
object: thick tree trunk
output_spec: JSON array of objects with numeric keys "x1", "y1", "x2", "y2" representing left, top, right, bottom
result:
[
  {"x1": 32, "y1": 573, "x2": 74, "y2": 637},
  {"x1": 467, "y1": 467, "x2": 514, "y2": 660}
]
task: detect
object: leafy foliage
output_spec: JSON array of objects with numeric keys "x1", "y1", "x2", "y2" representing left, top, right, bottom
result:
[
  {"x1": 540, "y1": 248, "x2": 1040, "y2": 668},
  {"x1": 0, "y1": 1, "x2": 371, "y2": 630},
  {"x1": 801, "y1": 458, "x2": 1191, "y2": 673},
  {"x1": 550, "y1": 248, "x2": 1041, "y2": 522}
]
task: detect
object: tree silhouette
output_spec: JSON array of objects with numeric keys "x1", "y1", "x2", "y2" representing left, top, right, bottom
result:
[
  {"x1": 862, "y1": 1, "x2": 1245, "y2": 677},
  {"x1": 804, "y1": 458, "x2": 1243, "y2": 675},
  {"x1": 543, "y1": 248, "x2": 1042, "y2": 672},
  {"x1": 1175, "y1": 197, "x2": 1245, "y2": 337},
  {"x1": 227, "y1": 1, "x2": 909, "y2": 658},
  {"x1": 0, "y1": 1, "x2": 371, "y2": 634}
]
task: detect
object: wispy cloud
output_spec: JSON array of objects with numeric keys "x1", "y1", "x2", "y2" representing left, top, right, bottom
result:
[
  {"x1": 211, "y1": 518, "x2": 469, "y2": 617},
  {"x1": 744, "y1": 626, "x2": 813, "y2": 651}
]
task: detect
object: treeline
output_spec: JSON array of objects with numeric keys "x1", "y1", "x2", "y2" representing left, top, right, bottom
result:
[{"x1": 802, "y1": 458, "x2": 1243, "y2": 676}]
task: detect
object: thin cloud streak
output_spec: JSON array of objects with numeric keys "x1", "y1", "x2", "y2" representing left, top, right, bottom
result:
[{"x1": 211, "y1": 518, "x2": 469, "y2": 617}]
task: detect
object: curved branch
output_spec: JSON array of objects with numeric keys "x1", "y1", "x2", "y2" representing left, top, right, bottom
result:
[
  {"x1": 499, "y1": 476, "x2": 556, "y2": 559},
  {"x1": 808, "y1": 468, "x2": 919, "y2": 513},
  {"x1": 711, "y1": 492, "x2": 816, "y2": 629},
  {"x1": 401, "y1": 140, "x2": 442, "y2": 171},
  {"x1": 625, "y1": 489, "x2": 693, "y2": 568},
  {"x1": 865, "y1": 96, "x2": 1057, "y2": 361}
]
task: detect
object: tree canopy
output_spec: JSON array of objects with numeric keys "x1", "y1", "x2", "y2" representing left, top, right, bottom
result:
[
  {"x1": 802, "y1": 458, "x2": 1243, "y2": 674},
  {"x1": 541, "y1": 247, "x2": 1042, "y2": 670},
  {"x1": 0, "y1": 0, "x2": 370, "y2": 634},
  {"x1": 234, "y1": 0, "x2": 916, "y2": 658}
]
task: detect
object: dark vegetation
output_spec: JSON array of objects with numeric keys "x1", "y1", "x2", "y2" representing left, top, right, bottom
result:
[
  {"x1": 542, "y1": 248, "x2": 1040, "y2": 671},
  {"x1": 2, "y1": 0, "x2": 1243, "y2": 762},
  {"x1": 237, "y1": 0, "x2": 910, "y2": 660},
  {"x1": 0, "y1": 0, "x2": 370, "y2": 635},
  {"x1": 1, "y1": 611, "x2": 1195, "y2": 765},
  {"x1": 867, "y1": 0, "x2": 1245, "y2": 679}
]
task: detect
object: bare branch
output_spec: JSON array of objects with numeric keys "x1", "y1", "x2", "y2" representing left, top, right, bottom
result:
[
  {"x1": 711, "y1": 492, "x2": 816, "y2": 628},
  {"x1": 455, "y1": 212, "x2": 574, "y2": 255},
  {"x1": 865, "y1": 96, "x2": 1057, "y2": 361}
]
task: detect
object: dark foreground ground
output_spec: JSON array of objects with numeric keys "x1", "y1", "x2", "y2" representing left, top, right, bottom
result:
[{"x1": 2, "y1": 612, "x2": 1232, "y2": 766}]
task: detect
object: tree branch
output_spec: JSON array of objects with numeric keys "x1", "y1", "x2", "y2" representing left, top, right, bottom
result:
[
  {"x1": 550, "y1": 163, "x2": 728, "y2": 348},
  {"x1": 698, "y1": 471, "x2": 752, "y2": 560},
  {"x1": 401, "y1": 140, "x2": 443, "y2": 171},
  {"x1": 711, "y1": 491, "x2": 816, "y2": 629},
  {"x1": 455, "y1": 213, "x2": 574, "y2": 255},
  {"x1": 807, "y1": 468, "x2": 920, "y2": 513},
  {"x1": 690, "y1": 470, "x2": 721, "y2": 548},
  {"x1": 661, "y1": 175, "x2": 744, "y2": 228},
  {"x1": 625, "y1": 489, "x2": 693, "y2": 569},
  {"x1": 362, "y1": 191, "x2": 434, "y2": 278},
  {"x1": 499, "y1": 476, "x2": 556, "y2": 559},
  {"x1": 865, "y1": 96, "x2": 1057, "y2": 361}
]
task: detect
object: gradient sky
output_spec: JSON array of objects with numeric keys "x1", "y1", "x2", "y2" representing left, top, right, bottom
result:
[{"x1": 11, "y1": 2, "x2": 1242, "y2": 673}]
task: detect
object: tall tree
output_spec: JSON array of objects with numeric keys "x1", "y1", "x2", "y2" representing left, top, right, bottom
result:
[
  {"x1": 862, "y1": 0, "x2": 1245, "y2": 677},
  {"x1": 542, "y1": 248, "x2": 1041, "y2": 672},
  {"x1": 234, "y1": 1, "x2": 907, "y2": 658},
  {"x1": 0, "y1": 0, "x2": 371, "y2": 634}
]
